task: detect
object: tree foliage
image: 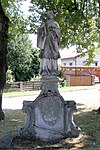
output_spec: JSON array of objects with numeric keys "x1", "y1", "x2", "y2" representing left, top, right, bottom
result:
[
  {"x1": 30, "y1": 48, "x2": 40, "y2": 78},
  {"x1": 7, "y1": 33, "x2": 40, "y2": 82},
  {"x1": 8, "y1": 34, "x2": 31, "y2": 81},
  {"x1": 30, "y1": 0, "x2": 100, "y2": 63}
]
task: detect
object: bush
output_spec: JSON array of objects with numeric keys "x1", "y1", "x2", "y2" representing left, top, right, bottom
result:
[{"x1": 6, "y1": 69, "x2": 14, "y2": 83}]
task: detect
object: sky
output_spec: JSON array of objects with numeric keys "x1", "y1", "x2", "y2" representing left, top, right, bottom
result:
[
  {"x1": 21, "y1": 0, "x2": 31, "y2": 17},
  {"x1": 21, "y1": 0, "x2": 37, "y2": 48}
]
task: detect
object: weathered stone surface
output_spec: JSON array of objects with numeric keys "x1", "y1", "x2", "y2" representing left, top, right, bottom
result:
[
  {"x1": 37, "y1": 11, "x2": 60, "y2": 76},
  {"x1": 20, "y1": 78, "x2": 79, "y2": 142},
  {"x1": 0, "y1": 133, "x2": 14, "y2": 148},
  {"x1": 41, "y1": 75, "x2": 59, "y2": 93}
]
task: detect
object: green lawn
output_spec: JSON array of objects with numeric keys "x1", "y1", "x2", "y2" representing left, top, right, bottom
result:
[{"x1": 3, "y1": 91, "x2": 34, "y2": 97}]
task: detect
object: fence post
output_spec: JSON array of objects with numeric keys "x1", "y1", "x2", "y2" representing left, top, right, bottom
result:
[
  {"x1": 20, "y1": 81, "x2": 23, "y2": 91},
  {"x1": 33, "y1": 81, "x2": 34, "y2": 90},
  {"x1": 66, "y1": 75, "x2": 70, "y2": 86}
]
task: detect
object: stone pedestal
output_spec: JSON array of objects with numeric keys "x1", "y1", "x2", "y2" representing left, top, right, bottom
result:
[{"x1": 20, "y1": 76, "x2": 79, "y2": 142}]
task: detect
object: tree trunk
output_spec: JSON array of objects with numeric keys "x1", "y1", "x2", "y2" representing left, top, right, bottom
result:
[
  {"x1": 0, "y1": 1, "x2": 9, "y2": 120},
  {"x1": 99, "y1": 0, "x2": 100, "y2": 17}
]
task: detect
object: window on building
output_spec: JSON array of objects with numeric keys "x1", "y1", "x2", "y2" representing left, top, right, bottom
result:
[
  {"x1": 69, "y1": 62, "x2": 73, "y2": 66},
  {"x1": 63, "y1": 63, "x2": 66, "y2": 66},
  {"x1": 95, "y1": 62, "x2": 98, "y2": 66}
]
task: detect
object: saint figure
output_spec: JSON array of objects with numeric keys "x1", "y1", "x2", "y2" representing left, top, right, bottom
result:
[{"x1": 37, "y1": 10, "x2": 60, "y2": 75}]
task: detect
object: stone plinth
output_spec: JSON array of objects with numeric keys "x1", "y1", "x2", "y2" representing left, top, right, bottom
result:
[{"x1": 19, "y1": 76, "x2": 79, "y2": 142}]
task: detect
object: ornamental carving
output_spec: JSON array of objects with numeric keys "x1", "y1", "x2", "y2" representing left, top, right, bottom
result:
[{"x1": 39, "y1": 95, "x2": 62, "y2": 126}]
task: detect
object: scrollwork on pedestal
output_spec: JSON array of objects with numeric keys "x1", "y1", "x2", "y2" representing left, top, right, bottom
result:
[
  {"x1": 64, "y1": 101, "x2": 79, "y2": 137},
  {"x1": 19, "y1": 101, "x2": 35, "y2": 137}
]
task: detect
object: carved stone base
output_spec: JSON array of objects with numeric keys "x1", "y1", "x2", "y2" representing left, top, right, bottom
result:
[
  {"x1": 20, "y1": 96, "x2": 79, "y2": 142},
  {"x1": 20, "y1": 76, "x2": 79, "y2": 142}
]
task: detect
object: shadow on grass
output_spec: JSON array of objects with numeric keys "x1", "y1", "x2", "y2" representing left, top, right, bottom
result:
[
  {"x1": 0, "y1": 108, "x2": 100, "y2": 150},
  {"x1": 76, "y1": 103, "x2": 87, "y2": 112},
  {"x1": 0, "y1": 109, "x2": 25, "y2": 138}
]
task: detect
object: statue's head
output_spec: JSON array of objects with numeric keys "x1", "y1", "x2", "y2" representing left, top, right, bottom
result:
[{"x1": 47, "y1": 10, "x2": 54, "y2": 19}]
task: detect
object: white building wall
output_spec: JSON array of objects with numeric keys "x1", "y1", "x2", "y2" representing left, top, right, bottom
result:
[
  {"x1": 93, "y1": 55, "x2": 100, "y2": 66},
  {"x1": 61, "y1": 58, "x2": 76, "y2": 66},
  {"x1": 61, "y1": 54, "x2": 100, "y2": 66},
  {"x1": 76, "y1": 55, "x2": 88, "y2": 66}
]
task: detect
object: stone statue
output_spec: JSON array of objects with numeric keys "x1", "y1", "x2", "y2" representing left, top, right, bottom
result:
[
  {"x1": 37, "y1": 10, "x2": 60, "y2": 75},
  {"x1": 19, "y1": 10, "x2": 80, "y2": 143}
]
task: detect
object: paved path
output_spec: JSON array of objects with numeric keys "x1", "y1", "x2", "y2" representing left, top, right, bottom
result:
[
  {"x1": 2, "y1": 87, "x2": 100, "y2": 110},
  {"x1": 60, "y1": 89, "x2": 100, "y2": 109}
]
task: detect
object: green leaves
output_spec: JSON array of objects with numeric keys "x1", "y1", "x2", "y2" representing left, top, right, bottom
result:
[
  {"x1": 7, "y1": 33, "x2": 32, "y2": 81},
  {"x1": 1, "y1": 0, "x2": 100, "y2": 75},
  {"x1": 7, "y1": 32, "x2": 40, "y2": 81},
  {"x1": 30, "y1": 0, "x2": 100, "y2": 64}
]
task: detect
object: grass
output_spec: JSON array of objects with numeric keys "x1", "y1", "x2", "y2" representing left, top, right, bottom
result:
[
  {"x1": 0, "y1": 108, "x2": 100, "y2": 149},
  {"x1": 3, "y1": 90, "x2": 35, "y2": 97},
  {"x1": 0, "y1": 110, "x2": 25, "y2": 138}
]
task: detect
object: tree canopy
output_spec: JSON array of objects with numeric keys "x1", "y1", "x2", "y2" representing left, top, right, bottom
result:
[
  {"x1": 1, "y1": 0, "x2": 100, "y2": 80},
  {"x1": 1, "y1": 0, "x2": 100, "y2": 62},
  {"x1": 1, "y1": 0, "x2": 40, "y2": 82},
  {"x1": 7, "y1": 33, "x2": 40, "y2": 82},
  {"x1": 29, "y1": 0, "x2": 100, "y2": 63},
  {"x1": 8, "y1": 34, "x2": 32, "y2": 81}
]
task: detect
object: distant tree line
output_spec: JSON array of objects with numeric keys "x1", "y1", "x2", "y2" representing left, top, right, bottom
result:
[
  {"x1": 30, "y1": 0, "x2": 100, "y2": 64},
  {"x1": 7, "y1": 33, "x2": 40, "y2": 82}
]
